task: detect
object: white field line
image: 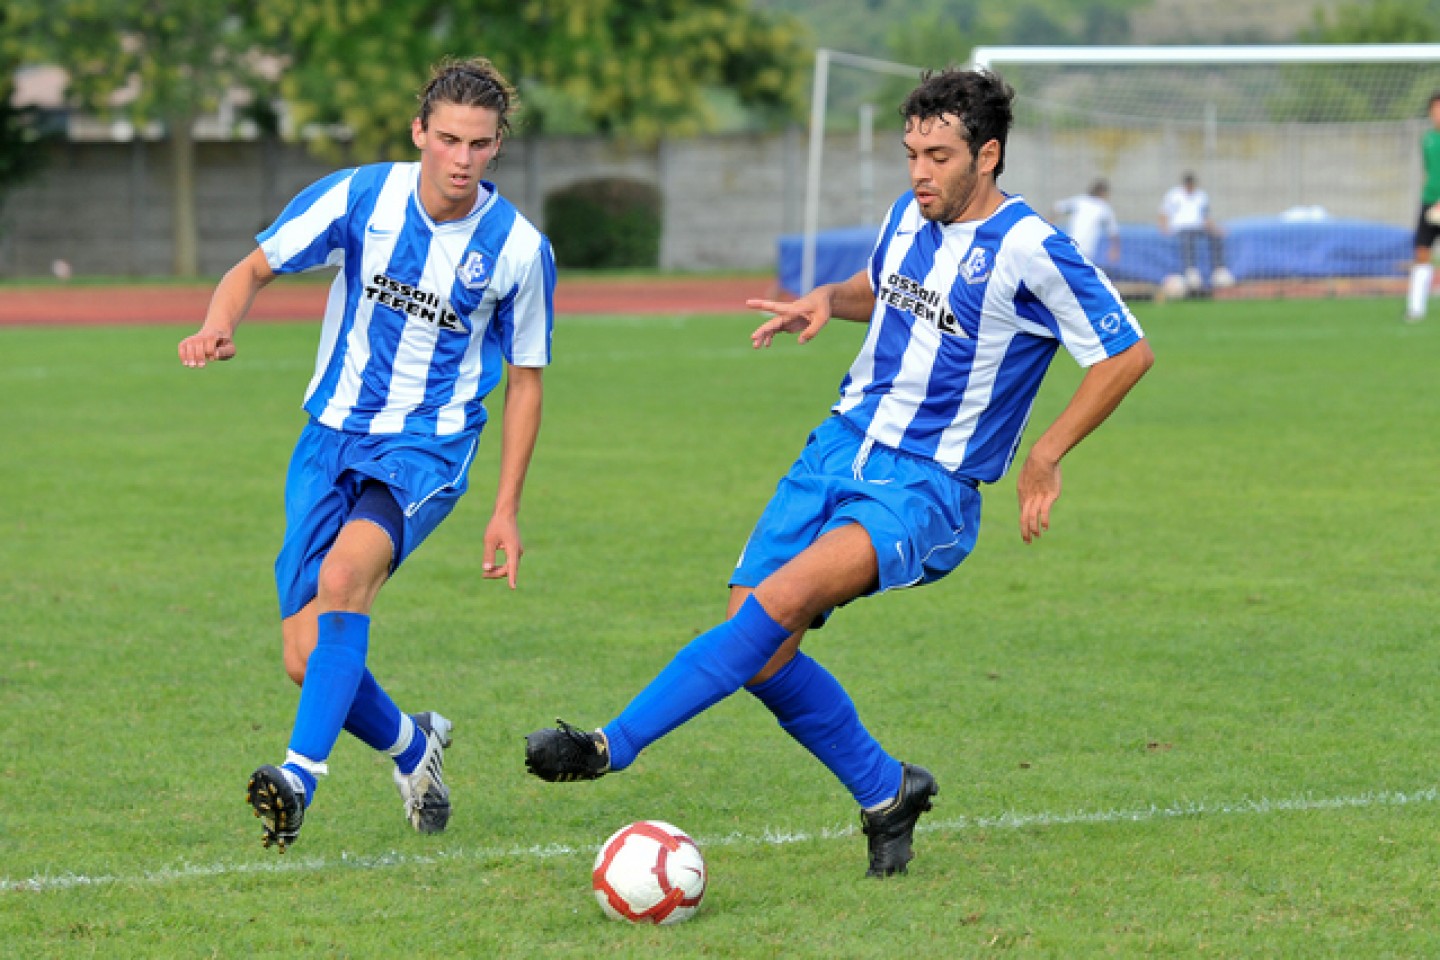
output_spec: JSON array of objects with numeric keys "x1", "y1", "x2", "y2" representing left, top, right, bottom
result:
[{"x1": 4, "y1": 785, "x2": 1434, "y2": 895}]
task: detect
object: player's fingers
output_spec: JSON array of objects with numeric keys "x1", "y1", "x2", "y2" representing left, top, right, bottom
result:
[
  {"x1": 745, "y1": 298, "x2": 787, "y2": 314},
  {"x1": 750, "y1": 316, "x2": 789, "y2": 348},
  {"x1": 179, "y1": 337, "x2": 212, "y2": 368},
  {"x1": 796, "y1": 314, "x2": 828, "y2": 344},
  {"x1": 215, "y1": 338, "x2": 237, "y2": 361}
]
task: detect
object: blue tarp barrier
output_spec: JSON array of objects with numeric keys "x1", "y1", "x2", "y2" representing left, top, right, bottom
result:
[{"x1": 777, "y1": 217, "x2": 1413, "y2": 293}]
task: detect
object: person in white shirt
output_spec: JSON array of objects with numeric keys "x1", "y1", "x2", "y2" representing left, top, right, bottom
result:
[
  {"x1": 1054, "y1": 178, "x2": 1120, "y2": 265},
  {"x1": 1159, "y1": 172, "x2": 1233, "y2": 293}
]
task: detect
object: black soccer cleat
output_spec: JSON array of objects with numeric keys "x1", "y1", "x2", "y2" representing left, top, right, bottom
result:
[
  {"x1": 247, "y1": 764, "x2": 306, "y2": 853},
  {"x1": 524, "y1": 719, "x2": 611, "y2": 782},
  {"x1": 860, "y1": 763, "x2": 938, "y2": 878}
]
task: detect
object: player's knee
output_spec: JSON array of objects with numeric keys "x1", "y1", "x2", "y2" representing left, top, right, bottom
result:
[
  {"x1": 282, "y1": 647, "x2": 307, "y2": 686},
  {"x1": 315, "y1": 553, "x2": 380, "y2": 609}
]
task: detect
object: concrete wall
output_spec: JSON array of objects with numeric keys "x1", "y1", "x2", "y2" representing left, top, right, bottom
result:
[{"x1": 0, "y1": 120, "x2": 1422, "y2": 279}]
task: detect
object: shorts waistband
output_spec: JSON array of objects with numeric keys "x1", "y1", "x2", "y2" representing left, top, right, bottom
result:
[{"x1": 829, "y1": 415, "x2": 979, "y2": 489}]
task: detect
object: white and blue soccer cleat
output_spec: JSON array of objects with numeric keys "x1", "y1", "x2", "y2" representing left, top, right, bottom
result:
[{"x1": 394, "y1": 711, "x2": 453, "y2": 834}]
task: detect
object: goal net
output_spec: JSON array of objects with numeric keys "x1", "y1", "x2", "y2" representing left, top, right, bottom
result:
[{"x1": 971, "y1": 44, "x2": 1440, "y2": 298}]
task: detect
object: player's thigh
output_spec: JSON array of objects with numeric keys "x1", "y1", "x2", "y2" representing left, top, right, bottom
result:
[
  {"x1": 753, "y1": 523, "x2": 879, "y2": 630},
  {"x1": 823, "y1": 444, "x2": 982, "y2": 595},
  {"x1": 731, "y1": 418, "x2": 856, "y2": 590}
]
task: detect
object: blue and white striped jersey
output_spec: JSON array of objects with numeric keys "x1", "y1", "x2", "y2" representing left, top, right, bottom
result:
[
  {"x1": 835, "y1": 192, "x2": 1143, "y2": 483},
  {"x1": 257, "y1": 162, "x2": 555, "y2": 437}
]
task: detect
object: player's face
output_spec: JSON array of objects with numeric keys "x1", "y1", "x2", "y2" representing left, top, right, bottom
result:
[
  {"x1": 1431, "y1": 99, "x2": 1440, "y2": 129},
  {"x1": 903, "y1": 114, "x2": 999, "y2": 224},
  {"x1": 411, "y1": 103, "x2": 503, "y2": 222}
]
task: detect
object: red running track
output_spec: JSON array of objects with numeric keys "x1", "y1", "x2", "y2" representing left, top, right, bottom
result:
[{"x1": 0, "y1": 275, "x2": 781, "y2": 327}]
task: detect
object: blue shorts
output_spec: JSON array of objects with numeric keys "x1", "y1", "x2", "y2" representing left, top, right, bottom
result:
[
  {"x1": 274, "y1": 419, "x2": 480, "y2": 619},
  {"x1": 731, "y1": 415, "x2": 982, "y2": 609}
]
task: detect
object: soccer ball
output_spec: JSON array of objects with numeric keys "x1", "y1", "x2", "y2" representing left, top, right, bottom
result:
[
  {"x1": 592, "y1": 820, "x2": 707, "y2": 925},
  {"x1": 1159, "y1": 273, "x2": 1189, "y2": 301}
]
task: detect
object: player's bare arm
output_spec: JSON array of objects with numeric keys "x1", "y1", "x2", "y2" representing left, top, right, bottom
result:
[
  {"x1": 746, "y1": 269, "x2": 876, "y2": 348},
  {"x1": 1016, "y1": 339, "x2": 1154, "y2": 544},
  {"x1": 484, "y1": 364, "x2": 543, "y2": 588},
  {"x1": 178, "y1": 247, "x2": 276, "y2": 367}
]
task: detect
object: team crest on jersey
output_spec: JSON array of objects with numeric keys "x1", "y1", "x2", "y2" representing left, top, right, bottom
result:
[
  {"x1": 960, "y1": 246, "x2": 993, "y2": 284},
  {"x1": 456, "y1": 251, "x2": 490, "y2": 291}
]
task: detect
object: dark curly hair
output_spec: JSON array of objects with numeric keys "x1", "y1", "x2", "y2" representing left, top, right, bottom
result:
[
  {"x1": 417, "y1": 57, "x2": 517, "y2": 137},
  {"x1": 900, "y1": 68, "x2": 1016, "y2": 178}
]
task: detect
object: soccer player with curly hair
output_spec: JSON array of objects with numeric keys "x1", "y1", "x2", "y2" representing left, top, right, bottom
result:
[{"x1": 526, "y1": 67, "x2": 1152, "y2": 878}]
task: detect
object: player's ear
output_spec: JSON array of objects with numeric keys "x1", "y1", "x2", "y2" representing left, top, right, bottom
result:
[
  {"x1": 411, "y1": 116, "x2": 425, "y2": 149},
  {"x1": 976, "y1": 138, "x2": 1001, "y2": 176}
]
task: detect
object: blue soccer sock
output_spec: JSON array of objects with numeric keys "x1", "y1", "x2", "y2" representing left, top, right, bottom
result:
[
  {"x1": 602, "y1": 595, "x2": 792, "y2": 771},
  {"x1": 343, "y1": 669, "x2": 426, "y2": 773},
  {"x1": 342, "y1": 669, "x2": 405, "y2": 750},
  {"x1": 747, "y1": 651, "x2": 903, "y2": 809},
  {"x1": 286, "y1": 611, "x2": 370, "y2": 799}
]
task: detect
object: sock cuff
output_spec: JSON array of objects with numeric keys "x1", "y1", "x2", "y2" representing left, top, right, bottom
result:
[
  {"x1": 748, "y1": 650, "x2": 809, "y2": 703},
  {"x1": 734, "y1": 594, "x2": 790, "y2": 645},
  {"x1": 317, "y1": 610, "x2": 371, "y2": 655},
  {"x1": 284, "y1": 750, "x2": 329, "y2": 779},
  {"x1": 387, "y1": 712, "x2": 417, "y2": 756}
]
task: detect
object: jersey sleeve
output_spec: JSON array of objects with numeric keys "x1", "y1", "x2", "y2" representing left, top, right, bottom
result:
[
  {"x1": 499, "y1": 236, "x2": 556, "y2": 368},
  {"x1": 1029, "y1": 232, "x2": 1144, "y2": 367},
  {"x1": 256, "y1": 168, "x2": 357, "y2": 274}
]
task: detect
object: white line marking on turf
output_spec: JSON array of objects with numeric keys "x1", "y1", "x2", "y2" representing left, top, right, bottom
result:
[{"x1": 4, "y1": 786, "x2": 1434, "y2": 895}]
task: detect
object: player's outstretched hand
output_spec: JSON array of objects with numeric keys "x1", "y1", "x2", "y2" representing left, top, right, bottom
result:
[
  {"x1": 178, "y1": 328, "x2": 237, "y2": 367},
  {"x1": 483, "y1": 512, "x2": 524, "y2": 589},
  {"x1": 1016, "y1": 451, "x2": 1061, "y2": 545},
  {"x1": 746, "y1": 291, "x2": 833, "y2": 348}
]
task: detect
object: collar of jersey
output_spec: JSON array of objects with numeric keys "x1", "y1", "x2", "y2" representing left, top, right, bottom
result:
[{"x1": 408, "y1": 166, "x2": 499, "y2": 231}]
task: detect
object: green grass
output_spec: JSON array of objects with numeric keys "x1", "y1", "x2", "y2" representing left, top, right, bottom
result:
[{"x1": 1, "y1": 297, "x2": 1437, "y2": 957}]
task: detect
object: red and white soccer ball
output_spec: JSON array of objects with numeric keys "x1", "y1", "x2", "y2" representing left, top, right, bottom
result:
[{"x1": 592, "y1": 820, "x2": 707, "y2": 925}]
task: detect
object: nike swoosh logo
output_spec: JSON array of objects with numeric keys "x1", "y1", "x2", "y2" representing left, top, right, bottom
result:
[{"x1": 366, "y1": 224, "x2": 395, "y2": 236}]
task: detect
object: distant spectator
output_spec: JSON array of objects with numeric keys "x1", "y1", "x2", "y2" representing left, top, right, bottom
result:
[
  {"x1": 1054, "y1": 178, "x2": 1120, "y2": 265},
  {"x1": 1159, "y1": 172, "x2": 1233, "y2": 293},
  {"x1": 1406, "y1": 90, "x2": 1440, "y2": 322}
]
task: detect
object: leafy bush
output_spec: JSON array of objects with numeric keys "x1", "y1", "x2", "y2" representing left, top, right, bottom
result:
[{"x1": 543, "y1": 177, "x2": 662, "y2": 269}]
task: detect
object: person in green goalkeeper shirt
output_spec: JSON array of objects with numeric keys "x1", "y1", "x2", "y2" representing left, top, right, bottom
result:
[{"x1": 1405, "y1": 90, "x2": 1440, "y2": 322}]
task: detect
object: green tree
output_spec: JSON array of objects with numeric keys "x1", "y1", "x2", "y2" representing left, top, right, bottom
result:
[
  {"x1": 256, "y1": 0, "x2": 809, "y2": 158},
  {"x1": 1286, "y1": 0, "x2": 1440, "y2": 122},
  {"x1": 1304, "y1": 0, "x2": 1440, "y2": 43},
  {"x1": 11, "y1": 0, "x2": 271, "y2": 276},
  {"x1": 0, "y1": 10, "x2": 48, "y2": 230}
]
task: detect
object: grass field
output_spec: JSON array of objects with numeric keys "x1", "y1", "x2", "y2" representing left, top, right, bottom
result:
[{"x1": 1, "y1": 296, "x2": 1437, "y2": 957}]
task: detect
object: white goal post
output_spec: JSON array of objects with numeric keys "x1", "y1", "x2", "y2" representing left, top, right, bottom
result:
[{"x1": 799, "y1": 49, "x2": 923, "y2": 294}]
